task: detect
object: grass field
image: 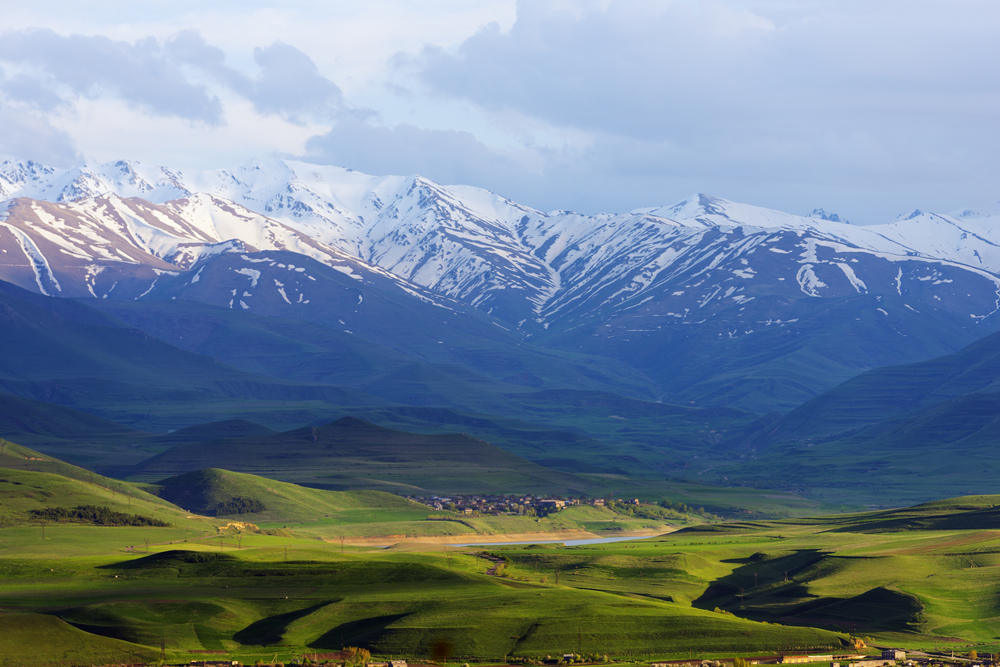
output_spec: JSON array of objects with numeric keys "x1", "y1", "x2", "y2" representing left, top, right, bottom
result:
[
  {"x1": 7, "y1": 446, "x2": 1000, "y2": 666},
  {"x1": 7, "y1": 484, "x2": 1000, "y2": 665}
]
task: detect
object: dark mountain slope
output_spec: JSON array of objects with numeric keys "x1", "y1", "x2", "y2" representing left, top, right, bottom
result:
[
  {"x1": 132, "y1": 416, "x2": 591, "y2": 495},
  {"x1": 757, "y1": 328, "x2": 1000, "y2": 445}
]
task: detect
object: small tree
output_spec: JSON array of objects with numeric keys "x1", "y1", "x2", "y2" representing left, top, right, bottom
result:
[
  {"x1": 344, "y1": 646, "x2": 371, "y2": 667},
  {"x1": 969, "y1": 651, "x2": 979, "y2": 661}
]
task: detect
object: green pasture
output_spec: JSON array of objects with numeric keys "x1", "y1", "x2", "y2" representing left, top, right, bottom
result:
[
  {"x1": 0, "y1": 546, "x2": 847, "y2": 666},
  {"x1": 9, "y1": 454, "x2": 1000, "y2": 666}
]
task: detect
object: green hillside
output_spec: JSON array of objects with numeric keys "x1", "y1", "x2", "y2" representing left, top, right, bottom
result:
[
  {"x1": 154, "y1": 468, "x2": 433, "y2": 522},
  {"x1": 0, "y1": 547, "x2": 847, "y2": 665},
  {"x1": 132, "y1": 417, "x2": 592, "y2": 495},
  {"x1": 0, "y1": 280, "x2": 389, "y2": 429},
  {"x1": 672, "y1": 328, "x2": 1000, "y2": 505},
  {"x1": 152, "y1": 419, "x2": 277, "y2": 446},
  {"x1": 0, "y1": 393, "x2": 140, "y2": 443},
  {"x1": 0, "y1": 614, "x2": 159, "y2": 667},
  {"x1": 0, "y1": 439, "x2": 172, "y2": 505},
  {"x1": 12, "y1": 494, "x2": 1000, "y2": 664},
  {"x1": 539, "y1": 291, "x2": 986, "y2": 414},
  {"x1": 758, "y1": 328, "x2": 1000, "y2": 445}
]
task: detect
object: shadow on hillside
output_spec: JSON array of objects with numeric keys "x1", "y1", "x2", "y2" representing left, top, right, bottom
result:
[
  {"x1": 235, "y1": 600, "x2": 340, "y2": 646},
  {"x1": 693, "y1": 549, "x2": 923, "y2": 633},
  {"x1": 309, "y1": 613, "x2": 410, "y2": 650}
]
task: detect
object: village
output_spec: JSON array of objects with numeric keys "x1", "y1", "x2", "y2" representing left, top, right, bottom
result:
[
  {"x1": 406, "y1": 494, "x2": 637, "y2": 517},
  {"x1": 174, "y1": 647, "x2": 1000, "y2": 667}
]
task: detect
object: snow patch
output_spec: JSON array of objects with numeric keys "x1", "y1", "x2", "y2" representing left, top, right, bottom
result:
[
  {"x1": 136, "y1": 278, "x2": 157, "y2": 299},
  {"x1": 5, "y1": 225, "x2": 61, "y2": 295},
  {"x1": 795, "y1": 264, "x2": 826, "y2": 297},
  {"x1": 275, "y1": 278, "x2": 291, "y2": 304},
  {"x1": 332, "y1": 265, "x2": 363, "y2": 280},
  {"x1": 234, "y1": 267, "x2": 261, "y2": 287},
  {"x1": 835, "y1": 262, "x2": 868, "y2": 293}
]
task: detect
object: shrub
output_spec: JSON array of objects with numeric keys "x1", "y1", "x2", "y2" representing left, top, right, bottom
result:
[
  {"x1": 212, "y1": 497, "x2": 266, "y2": 516},
  {"x1": 27, "y1": 505, "x2": 170, "y2": 527}
]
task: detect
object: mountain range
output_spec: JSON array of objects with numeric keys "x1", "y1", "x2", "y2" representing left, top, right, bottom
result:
[
  {"x1": 3, "y1": 157, "x2": 1000, "y2": 504},
  {"x1": 4, "y1": 158, "x2": 1000, "y2": 413}
]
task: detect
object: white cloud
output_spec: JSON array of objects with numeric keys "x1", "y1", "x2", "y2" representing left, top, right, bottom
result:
[
  {"x1": 0, "y1": 104, "x2": 81, "y2": 167},
  {"x1": 398, "y1": 0, "x2": 1000, "y2": 220},
  {"x1": 0, "y1": 1, "x2": 998, "y2": 222}
]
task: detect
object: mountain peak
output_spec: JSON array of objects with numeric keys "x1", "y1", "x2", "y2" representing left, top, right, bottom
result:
[
  {"x1": 895, "y1": 209, "x2": 925, "y2": 222},
  {"x1": 950, "y1": 201, "x2": 1000, "y2": 219},
  {"x1": 809, "y1": 208, "x2": 850, "y2": 224}
]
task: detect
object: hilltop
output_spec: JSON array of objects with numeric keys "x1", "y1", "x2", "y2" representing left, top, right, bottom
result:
[{"x1": 134, "y1": 416, "x2": 591, "y2": 495}]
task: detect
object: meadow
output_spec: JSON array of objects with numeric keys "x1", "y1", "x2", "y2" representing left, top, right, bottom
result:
[
  {"x1": 5, "y1": 464, "x2": 1000, "y2": 667},
  {"x1": 4, "y1": 439, "x2": 1000, "y2": 667}
]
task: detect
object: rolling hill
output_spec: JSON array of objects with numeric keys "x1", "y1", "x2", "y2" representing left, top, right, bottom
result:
[
  {"x1": 153, "y1": 468, "x2": 431, "y2": 522},
  {"x1": 132, "y1": 416, "x2": 591, "y2": 495}
]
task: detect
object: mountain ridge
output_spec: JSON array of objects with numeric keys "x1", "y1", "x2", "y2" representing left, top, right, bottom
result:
[{"x1": 4, "y1": 157, "x2": 1000, "y2": 412}]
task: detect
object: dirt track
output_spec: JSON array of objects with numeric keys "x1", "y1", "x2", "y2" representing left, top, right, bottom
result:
[{"x1": 331, "y1": 529, "x2": 667, "y2": 547}]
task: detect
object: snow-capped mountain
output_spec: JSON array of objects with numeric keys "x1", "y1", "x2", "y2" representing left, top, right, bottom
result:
[
  {"x1": 5, "y1": 159, "x2": 1000, "y2": 329},
  {"x1": 4, "y1": 156, "x2": 1000, "y2": 413}
]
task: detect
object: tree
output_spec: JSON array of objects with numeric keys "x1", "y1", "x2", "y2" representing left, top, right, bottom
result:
[
  {"x1": 969, "y1": 651, "x2": 978, "y2": 661},
  {"x1": 344, "y1": 646, "x2": 371, "y2": 667}
]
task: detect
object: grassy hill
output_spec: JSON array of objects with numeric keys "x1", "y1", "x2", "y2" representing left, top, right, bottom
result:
[
  {"x1": 539, "y1": 291, "x2": 989, "y2": 414},
  {"x1": 0, "y1": 393, "x2": 141, "y2": 443},
  {"x1": 0, "y1": 278, "x2": 390, "y2": 429},
  {"x1": 0, "y1": 613, "x2": 159, "y2": 667},
  {"x1": 683, "y1": 329, "x2": 1000, "y2": 505},
  {"x1": 757, "y1": 328, "x2": 1000, "y2": 445},
  {"x1": 0, "y1": 546, "x2": 847, "y2": 665},
  {"x1": 13, "y1": 493, "x2": 1000, "y2": 664},
  {"x1": 132, "y1": 417, "x2": 592, "y2": 495},
  {"x1": 153, "y1": 468, "x2": 433, "y2": 523},
  {"x1": 0, "y1": 439, "x2": 173, "y2": 504}
]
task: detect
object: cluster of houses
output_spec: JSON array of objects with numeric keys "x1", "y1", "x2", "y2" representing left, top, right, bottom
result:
[
  {"x1": 409, "y1": 494, "x2": 642, "y2": 516},
  {"x1": 653, "y1": 650, "x2": 910, "y2": 667}
]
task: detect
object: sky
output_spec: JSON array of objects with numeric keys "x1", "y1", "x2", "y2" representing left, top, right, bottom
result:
[{"x1": 1, "y1": 0, "x2": 998, "y2": 224}]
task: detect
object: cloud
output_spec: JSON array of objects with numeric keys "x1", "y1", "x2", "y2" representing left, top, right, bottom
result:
[
  {"x1": 303, "y1": 117, "x2": 531, "y2": 190},
  {"x1": 0, "y1": 28, "x2": 224, "y2": 124},
  {"x1": 0, "y1": 104, "x2": 81, "y2": 167},
  {"x1": 0, "y1": 28, "x2": 345, "y2": 129},
  {"x1": 413, "y1": 0, "x2": 778, "y2": 140},
  {"x1": 397, "y1": 0, "x2": 1000, "y2": 220},
  {"x1": 167, "y1": 30, "x2": 344, "y2": 123},
  {"x1": 248, "y1": 42, "x2": 343, "y2": 121}
]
